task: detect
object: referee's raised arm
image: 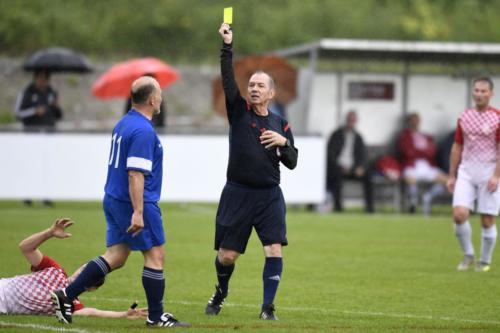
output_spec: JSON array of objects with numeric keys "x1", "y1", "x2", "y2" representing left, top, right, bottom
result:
[{"x1": 219, "y1": 23, "x2": 242, "y2": 120}]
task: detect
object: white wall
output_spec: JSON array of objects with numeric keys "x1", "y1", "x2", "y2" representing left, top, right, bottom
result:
[
  {"x1": 340, "y1": 73, "x2": 403, "y2": 145},
  {"x1": 408, "y1": 75, "x2": 467, "y2": 134},
  {"x1": 306, "y1": 72, "x2": 403, "y2": 144},
  {"x1": 0, "y1": 133, "x2": 325, "y2": 204},
  {"x1": 307, "y1": 73, "x2": 338, "y2": 136},
  {"x1": 287, "y1": 68, "x2": 311, "y2": 134},
  {"x1": 489, "y1": 77, "x2": 500, "y2": 108}
]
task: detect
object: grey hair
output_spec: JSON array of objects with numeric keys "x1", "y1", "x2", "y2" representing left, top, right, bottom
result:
[{"x1": 252, "y1": 70, "x2": 275, "y2": 90}]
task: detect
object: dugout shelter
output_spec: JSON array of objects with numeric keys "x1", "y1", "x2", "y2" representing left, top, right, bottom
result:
[{"x1": 271, "y1": 39, "x2": 500, "y2": 144}]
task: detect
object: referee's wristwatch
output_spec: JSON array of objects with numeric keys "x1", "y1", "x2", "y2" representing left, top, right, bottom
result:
[{"x1": 283, "y1": 139, "x2": 291, "y2": 148}]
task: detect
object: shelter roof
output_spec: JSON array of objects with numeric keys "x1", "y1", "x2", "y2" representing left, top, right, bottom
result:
[{"x1": 272, "y1": 39, "x2": 500, "y2": 63}]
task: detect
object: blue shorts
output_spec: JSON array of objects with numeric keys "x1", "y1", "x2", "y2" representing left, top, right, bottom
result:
[
  {"x1": 214, "y1": 182, "x2": 287, "y2": 254},
  {"x1": 103, "y1": 194, "x2": 165, "y2": 251}
]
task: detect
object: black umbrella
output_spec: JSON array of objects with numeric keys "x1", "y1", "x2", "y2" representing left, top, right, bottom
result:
[{"x1": 23, "y1": 47, "x2": 93, "y2": 73}]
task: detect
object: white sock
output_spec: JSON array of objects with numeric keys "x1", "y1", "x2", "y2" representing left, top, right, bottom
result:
[
  {"x1": 425, "y1": 183, "x2": 445, "y2": 200},
  {"x1": 480, "y1": 225, "x2": 497, "y2": 264},
  {"x1": 454, "y1": 221, "x2": 474, "y2": 256},
  {"x1": 408, "y1": 184, "x2": 418, "y2": 206}
]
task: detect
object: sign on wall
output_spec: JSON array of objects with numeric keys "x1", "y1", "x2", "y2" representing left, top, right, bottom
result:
[{"x1": 348, "y1": 81, "x2": 394, "y2": 100}]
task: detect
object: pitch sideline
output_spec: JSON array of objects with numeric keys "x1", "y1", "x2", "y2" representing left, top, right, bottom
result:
[
  {"x1": 0, "y1": 321, "x2": 106, "y2": 333},
  {"x1": 86, "y1": 296, "x2": 500, "y2": 326}
]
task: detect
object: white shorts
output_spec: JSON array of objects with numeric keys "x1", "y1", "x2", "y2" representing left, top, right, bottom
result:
[
  {"x1": 403, "y1": 159, "x2": 441, "y2": 182},
  {"x1": 453, "y1": 175, "x2": 500, "y2": 216},
  {"x1": 0, "y1": 279, "x2": 7, "y2": 314}
]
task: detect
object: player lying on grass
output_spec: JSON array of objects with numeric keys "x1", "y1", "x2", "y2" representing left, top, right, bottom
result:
[{"x1": 0, "y1": 218, "x2": 147, "y2": 319}]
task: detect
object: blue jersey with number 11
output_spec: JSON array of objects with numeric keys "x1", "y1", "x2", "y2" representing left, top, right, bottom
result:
[{"x1": 104, "y1": 110, "x2": 163, "y2": 202}]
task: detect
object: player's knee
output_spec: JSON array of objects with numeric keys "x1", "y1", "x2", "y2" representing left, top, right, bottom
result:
[
  {"x1": 264, "y1": 244, "x2": 282, "y2": 257},
  {"x1": 110, "y1": 255, "x2": 129, "y2": 270},
  {"x1": 453, "y1": 208, "x2": 469, "y2": 224},
  {"x1": 218, "y1": 251, "x2": 237, "y2": 265},
  {"x1": 103, "y1": 250, "x2": 130, "y2": 270},
  {"x1": 404, "y1": 176, "x2": 417, "y2": 185},
  {"x1": 153, "y1": 250, "x2": 165, "y2": 264},
  {"x1": 481, "y1": 215, "x2": 495, "y2": 228},
  {"x1": 107, "y1": 258, "x2": 125, "y2": 270},
  {"x1": 143, "y1": 246, "x2": 165, "y2": 269}
]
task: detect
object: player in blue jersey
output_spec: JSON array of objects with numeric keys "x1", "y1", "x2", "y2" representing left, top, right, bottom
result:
[
  {"x1": 205, "y1": 23, "x2": 298, "y2": 320},
  {"x1": 51, "y1": 76, "x2": 188, "y2": 328}
]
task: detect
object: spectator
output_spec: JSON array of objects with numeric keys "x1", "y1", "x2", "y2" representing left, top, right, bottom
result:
[
  {"x1": 15, "y1": 70, "x2": 62, "y2": 132},
  {"x1": 326, "y1": 110, "x2": 374, "y2": 213},
  {"x1": 398, "y1": 113, "x2": 448, "y2": 214},
  {"x1": 14, "y1": 70, "x2": 62, "y2": 207},
  {"x1": 437, "y1": 130, "x2": 456, "y2": 173}
]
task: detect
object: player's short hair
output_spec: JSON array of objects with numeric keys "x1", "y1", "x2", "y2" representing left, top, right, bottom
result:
[
  {"x1": 473, "y1": 76, "x2": 494, "y2": 90},
  {"x1": 131, "y1": 82, "x2": 156, "y2": 105},
  {"x1": 346, "y1": 110, "x2": 357, "y2": 117},
  {"x1": 406, "y1": 112, "x2": 420, "y2": 125},
  {"x1": 251, "y1": 70, "x2": 276, "y2": 90}
]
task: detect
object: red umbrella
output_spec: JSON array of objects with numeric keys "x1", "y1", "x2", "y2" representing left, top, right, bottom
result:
[{"x1": 92, "y1": 57, "x2": 180, "y2": 99}]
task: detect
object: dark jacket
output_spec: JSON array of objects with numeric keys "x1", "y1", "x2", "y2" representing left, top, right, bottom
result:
[
  {"x1": 15, "y1": 83, "x2": 62, "y2": 128},
  {"x1": 327, "y1": 127, "x2": 366, "y2": 179}
]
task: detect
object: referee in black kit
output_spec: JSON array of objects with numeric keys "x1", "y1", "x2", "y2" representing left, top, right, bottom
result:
[{"x1": 205, "y1": 23, "x2": 298, "y2": 321}]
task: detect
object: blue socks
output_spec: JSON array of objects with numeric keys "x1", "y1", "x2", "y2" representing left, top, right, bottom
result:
[
  {"x1": 262, "y1": 257, "x2": 283, "y2": 309},
  {"x1": 65, "y1": 258, "x2": 166, "y2": 322},
  {"x1": 66, "y1": 256, "x2": 110, "y2": 300},
  {"x1": 215, "y1": 256, "x2": 234, "y2": 295},
  {"x1": 142, "y1": 267, "x2": 165, "y2": 322}
]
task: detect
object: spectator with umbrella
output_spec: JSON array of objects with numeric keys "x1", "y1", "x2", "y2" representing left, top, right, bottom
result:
[
  {"x1": 15, "y1": 69, "x2": 63, "y2": 133},
  {"x1": 15, "y1": 47, "x2": 92, "y2": 207}
]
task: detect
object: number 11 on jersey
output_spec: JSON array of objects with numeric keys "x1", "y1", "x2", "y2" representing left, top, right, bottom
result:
[{"x1": 108, "y1": 133, "x2": 122, "y2": 168}]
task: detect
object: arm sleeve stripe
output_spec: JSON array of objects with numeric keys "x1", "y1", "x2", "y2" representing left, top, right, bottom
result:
[
  {"x1": 14, "y1": 93, "x2": 37, "y2": 119},
  {"x1": 126, "y1": 157, "x2": 152, "y2": 172}
]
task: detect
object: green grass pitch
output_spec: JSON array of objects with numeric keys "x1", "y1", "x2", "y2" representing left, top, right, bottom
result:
[{"x1": 0, "y1": 201, "x2": 499, "y2": 333}]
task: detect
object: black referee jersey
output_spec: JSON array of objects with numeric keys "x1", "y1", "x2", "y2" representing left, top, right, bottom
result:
[{"x1": 220, "y1": 42, "x2": 298, "y2": 188}]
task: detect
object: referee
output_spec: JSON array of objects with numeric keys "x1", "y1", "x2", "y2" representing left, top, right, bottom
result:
[{"x1": 205, "y1": 23, "x2": 298, "y2": 320}]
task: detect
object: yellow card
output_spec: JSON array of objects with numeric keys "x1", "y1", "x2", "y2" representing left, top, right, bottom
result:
[{"x1": 224, "y1": 7, "x2": 233, "y2": 24}]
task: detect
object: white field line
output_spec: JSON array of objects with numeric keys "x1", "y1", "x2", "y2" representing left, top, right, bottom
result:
[
  {"x1": 0, "y1": 321, "x2": 102, "y2": 333},
  {"x1": 88, "y1": 296, "x2": 500, "y2": 326}
]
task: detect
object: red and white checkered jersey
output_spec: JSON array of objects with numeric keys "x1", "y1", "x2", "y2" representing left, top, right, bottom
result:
[
  {"x1": 0, "y1": 255, "x2": 84, "y2": 315},
  {"x1": 455, "y1": 107, "x2": 500, "y2": 180}
]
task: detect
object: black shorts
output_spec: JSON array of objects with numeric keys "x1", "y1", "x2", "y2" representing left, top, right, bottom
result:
[{"x1": 214, "y1": 182, "x2": 288, "y2": 254}]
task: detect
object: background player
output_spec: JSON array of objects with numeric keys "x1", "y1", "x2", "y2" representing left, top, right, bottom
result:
[
  {"x1": 205, "y1": 23, "x2": 298, "y2": 320},
  {"x1": 447, "y1": 76, "x2": 500, "y2": 272},
  {"x1": 51, "y1": 77, "x2": 188, "y2": 328},
  {"x1": 0, "y1": 218, "x2": 147, "y2": 319}
]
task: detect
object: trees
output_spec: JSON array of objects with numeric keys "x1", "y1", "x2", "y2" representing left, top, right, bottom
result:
[{"x1": 1, "y1": 0, "x2": 500, "y2": 61}]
